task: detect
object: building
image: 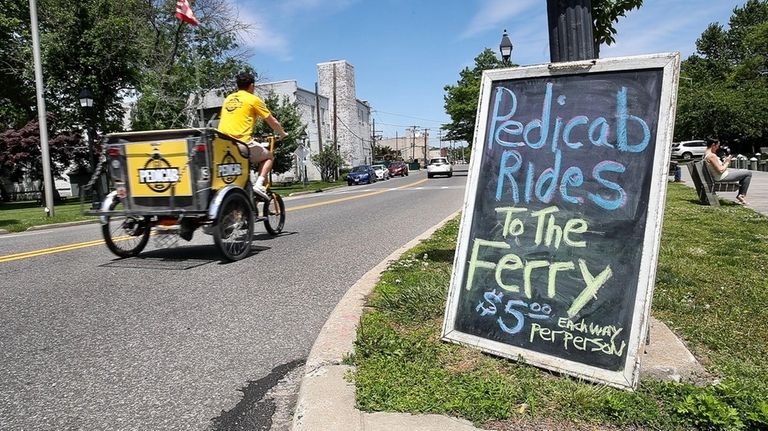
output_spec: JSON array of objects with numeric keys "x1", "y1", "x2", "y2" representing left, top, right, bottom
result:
[
  {"x1": 317, "y1": 60, "x2": 372, "y2": 168},
  {"x1": 378, "y1": 128, "x2": 430, "y2": 166}
]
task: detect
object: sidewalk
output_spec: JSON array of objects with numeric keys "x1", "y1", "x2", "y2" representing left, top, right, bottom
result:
[{"x1": 291, "y1": 206, "x2": 710, "y2": 430}]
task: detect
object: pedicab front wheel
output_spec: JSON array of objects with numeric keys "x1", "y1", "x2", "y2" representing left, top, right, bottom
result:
[
  {"x1": 102, "y1": 199, "x2": 151, "y2": 258},
  {"x1": 213, "y1": 192, "x2": 254, "y2": 261},
  {"x1": 263, "y1": 193, "x2": 285, "y2": 235}
]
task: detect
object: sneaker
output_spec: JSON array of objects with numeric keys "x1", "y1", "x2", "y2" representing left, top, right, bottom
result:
[{"x1": 253, "y1": 184, "x2": 269, "y2": 200}]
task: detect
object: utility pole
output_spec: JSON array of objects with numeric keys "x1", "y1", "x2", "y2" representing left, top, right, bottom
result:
[
  {"x1": 333, "y1": 63, "x2": 339, "y2": 180},
  {"x1": 29, "y1": 0, "x2": 54, "y2": 216},
  {"x1": 423, "y1": 128, "x2": 429, "y2": 168},
  {"x1": 371, "y1": 117, "x2": 375, "y2": 163},
  {"x1": 315, "y1": 82, "x2": 323, "y2": 155},
  {"x1": 410, "y1": 125, "x2": 418, "y2": 164},
  {"x1": 437, "y1": 129, "x2": 442, "y2": 157}
]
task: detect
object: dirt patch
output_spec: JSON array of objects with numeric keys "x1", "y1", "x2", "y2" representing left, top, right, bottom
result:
[{"x1": 483, "y1": 417, "x2": 651, "y2": 431}]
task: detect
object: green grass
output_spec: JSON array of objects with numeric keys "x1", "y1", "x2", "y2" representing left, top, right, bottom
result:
[
  {"x1": 0, "y1": 180, "x2": 345, "y2": 233},
  {"x1": 270, "y1": 180, "x2": 346, "y2": 196},
  {"x1": 0, "y1": 198, "x2": 96, "y2": 232},
  {"x1": 352, "y1": 184, "x2": 768, "y2": 430}
]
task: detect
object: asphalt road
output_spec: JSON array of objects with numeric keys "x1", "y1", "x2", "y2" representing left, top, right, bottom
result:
[{"x1": 0, "y1": 166, "x2": 467, "y2": 430}]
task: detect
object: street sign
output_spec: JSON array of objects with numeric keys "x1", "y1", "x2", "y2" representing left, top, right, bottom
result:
[{"x1": 442, "y1": 53, "x2": 680, "y2": 389}]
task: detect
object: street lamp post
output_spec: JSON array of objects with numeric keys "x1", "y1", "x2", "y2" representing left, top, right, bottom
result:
[
  {"x1": 79, "y1": 88, "x2": 99, "y2": 209},
  {"x1": 300, "y1": 130, "x2": 309, "y2": 187},
  {"x1": 499, "y1": 29, "x2": 513, "y2": 65}
]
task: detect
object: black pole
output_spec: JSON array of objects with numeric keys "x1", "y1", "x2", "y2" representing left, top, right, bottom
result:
[
  {"x1": 546, "y1": 0, "x2": 596, "y2": 62},
  {"x1": 87, "y1": 124, "x2": 100, "y2": 209}
]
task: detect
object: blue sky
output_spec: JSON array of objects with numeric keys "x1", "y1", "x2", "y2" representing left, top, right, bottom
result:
[{"x1": 232, "y1": 0, "x2": 740, "y2": 145}]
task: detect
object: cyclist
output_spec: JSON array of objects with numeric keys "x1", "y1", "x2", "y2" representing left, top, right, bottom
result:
[{"x1": 218, "y1": 71, "x2": 288, "y2": 199}]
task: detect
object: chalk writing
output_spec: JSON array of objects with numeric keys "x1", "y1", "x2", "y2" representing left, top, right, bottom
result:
[
  {"x1": 476, "y1": 289, "x2": 552, "y2": 335},
  {"x1": 530, "y1": 320, "x2": 627, "y2": 357},
  {"x1": 489, "y1": 82, "x2": 652, "y2": 210}
]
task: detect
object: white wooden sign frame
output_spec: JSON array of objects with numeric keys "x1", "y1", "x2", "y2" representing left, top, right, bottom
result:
[{"x1": 442, "y1": 52, "x2": 680, "y2": 389}]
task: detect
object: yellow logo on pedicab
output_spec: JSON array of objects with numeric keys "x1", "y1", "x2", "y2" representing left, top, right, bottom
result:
[
  {"x1": 217, "y1": 149, "x2": 242, "y2": 184},
  {"x1": 140, "y1": 151, "x2": 180, "y2": 192},
  {"x1": 212, "y1": 136, "x2": 248, "y2": 190},
  {"x1": 125, "y1": 140, "x2": 192, "y2": 197}
]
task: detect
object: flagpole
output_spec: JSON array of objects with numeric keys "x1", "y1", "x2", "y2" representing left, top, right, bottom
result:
[
  {"x1": 196, "y1": 26, "x2": 204, "y2": 128},
  {"x1": 175, "y1": 0, "x2": 203, "y2": 128},
  {"x1": 29, "y1": 0, "x2": 55, "y2": 216}
]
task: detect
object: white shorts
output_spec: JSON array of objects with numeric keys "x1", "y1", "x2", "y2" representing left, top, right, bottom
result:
[{"x1": 245, "y1": 141, "x2": 273, "y2": 164}]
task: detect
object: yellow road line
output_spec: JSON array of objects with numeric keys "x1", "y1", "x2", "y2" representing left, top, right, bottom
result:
[
  {"x1": 0, "y1": 236, "x2": 131, "y2": 263},
  {"x1": 0, "y1": 178, "x2": 430, "y2": 263},
  {"x1": 287, "y1": 178, "x2": 428, "y2": 212}
]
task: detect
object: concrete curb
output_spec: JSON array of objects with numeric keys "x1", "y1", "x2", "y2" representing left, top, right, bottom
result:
[
  {"x1": 292, "y1": 209, "x2": 483, "y2": 431},
  {"x1": 0, "y1": 228, "x2": 8, "y2": 235},
  {"x1": 25, "y1": 219, "x2": 100, "y2": 232}
]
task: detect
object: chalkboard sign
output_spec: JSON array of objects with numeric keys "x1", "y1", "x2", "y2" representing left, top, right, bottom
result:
[{"x1": 442, "y1": 53, "x2": 680, "y2": 389}]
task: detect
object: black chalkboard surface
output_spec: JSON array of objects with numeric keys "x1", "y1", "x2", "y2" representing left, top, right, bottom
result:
[{"x1": 442, "y1": 53, "x2": 680, "y2": 389}]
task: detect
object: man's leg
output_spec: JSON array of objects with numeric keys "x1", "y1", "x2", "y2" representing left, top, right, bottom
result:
[{"x1": 259, "y1": 157, "x2": 273, "y2": 179}]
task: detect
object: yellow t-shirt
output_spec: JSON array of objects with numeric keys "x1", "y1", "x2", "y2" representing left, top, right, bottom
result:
[{"x1": 217, "y1": 90, "x2": 272, "y2": 142}]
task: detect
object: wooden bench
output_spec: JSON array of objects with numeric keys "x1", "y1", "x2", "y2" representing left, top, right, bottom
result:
[{"x1": 687, "y1": 160, "x2": 740, "y2": 206}]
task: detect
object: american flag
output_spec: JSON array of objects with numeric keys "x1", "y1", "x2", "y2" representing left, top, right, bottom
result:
[{"x1": 175, "y1": 0, "x2": 199, "y2": 26}]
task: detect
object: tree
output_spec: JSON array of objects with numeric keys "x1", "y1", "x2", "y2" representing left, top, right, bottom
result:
[
  {"x1": 252, "y1": 92, "x2": 304, "y2": 174},
  {"x1": 0, "y1": 115, "x2": 84, "y2": 200},
  {"x1": 130, "y1": 0, "x2": 252, "y2": 130},
  {"x1": 675, "y1": 0, "x2": 768, "y2": 153},
  {"x1": 311, "y1": 144, "x2": 342, "y2": 182},
  {"x1": 442, "y1": 49, "x2": 505, "y2": 145},
  {"x1": 0, "y1": 0, "x2": 36, "y2": 129}
]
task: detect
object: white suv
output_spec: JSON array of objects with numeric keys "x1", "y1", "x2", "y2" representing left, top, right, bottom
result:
[
  {"x1": 427, "y1": 157, "x2": 452, "y2": 178},
  {"x1": 671, "y1": 140, "x2": 707, "y2": 160}
]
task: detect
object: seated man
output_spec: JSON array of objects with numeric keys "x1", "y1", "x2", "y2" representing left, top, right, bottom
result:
[{"x1": 218, "y1": 71, "x2": 288, "y2": 199}]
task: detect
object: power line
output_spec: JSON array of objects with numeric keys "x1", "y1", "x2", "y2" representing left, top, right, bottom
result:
[
  {"x1": 337, "y1": 115, "x2": 373, "y2": 144},
  {"x1": 373, "y1": 110, "x2": 446, "y2": 124}
]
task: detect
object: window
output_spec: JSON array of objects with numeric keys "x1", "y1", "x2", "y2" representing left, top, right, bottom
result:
[{"x1": 311, "y1": 105, "x2": 316, "y2": 123}]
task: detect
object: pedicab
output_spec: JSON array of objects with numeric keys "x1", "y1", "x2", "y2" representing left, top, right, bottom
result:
[{"x1": 85, "y1": 128, "x2": 285, "y2": 261}]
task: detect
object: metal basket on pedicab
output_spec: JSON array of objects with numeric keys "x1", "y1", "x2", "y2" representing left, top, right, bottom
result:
[{"x1": 84, "y1": 128, "x2": 285, "y2": 261}]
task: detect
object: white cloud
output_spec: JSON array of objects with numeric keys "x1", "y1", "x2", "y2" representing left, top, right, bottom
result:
[
  {"x1": 232, "y1": 0, "x2": 358, "y2": 60},
  {"x1": 233, "y1": 5, "x2": 292, "y2": 61},
  {"x1": 461, "y1": 0, "x2": 539, "y2": 39}
]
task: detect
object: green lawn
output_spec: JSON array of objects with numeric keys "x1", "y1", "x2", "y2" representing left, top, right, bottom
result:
[
  {"x1": 352, "y1": 184, "x2": 768, "y2": 430},
  {"x1": 0, "y1": 180, "x2": 345, "y2": 233},
  {"x1": 0, "y1": 198, "x2": 96, "y2": 233}
]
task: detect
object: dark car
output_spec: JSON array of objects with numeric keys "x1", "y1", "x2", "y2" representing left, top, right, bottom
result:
[
  {"x1": 387, "y1": 161, "x2": 409, "y2": 177},
  {"x1": 347, "y1": 165, "x2": 377, "y2": 185}
]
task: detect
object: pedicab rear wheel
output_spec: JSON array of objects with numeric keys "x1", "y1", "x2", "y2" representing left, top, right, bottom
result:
[
  {"x1": 102, "y1": 199, "x2": 151, "y2": 258},
  {"x1": 263, "y1": 193, "x2": 285, "y2": 235},
  {"x1": 213, "y1": 192, "x2": 254, "y2": 261}
]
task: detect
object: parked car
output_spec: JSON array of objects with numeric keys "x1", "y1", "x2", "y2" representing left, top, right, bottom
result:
[
  {"x1": 347, "y1": 165, "x2": 377, "y2": 185},
  {"x1": 371, "y1": 164, "x2": 390, "y2": 181},
  {"x1": 671, "y1": 140, "x2": 707, "y2": 160},
  {"x1": 427, "y1": 157, "x2": 452, "y2": 178},
  {"x1": 388, "y1": 161, "x2": 409, "y2": 177}
]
